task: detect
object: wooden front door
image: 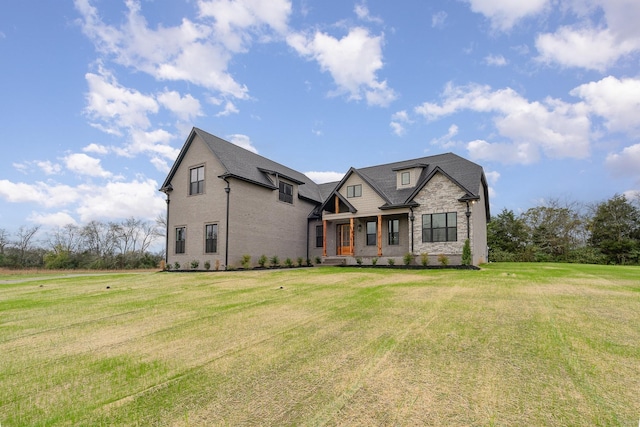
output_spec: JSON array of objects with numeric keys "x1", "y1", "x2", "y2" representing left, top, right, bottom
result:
[{"x1": 336, "y1": 223, "x2": 352, "y2": 255}]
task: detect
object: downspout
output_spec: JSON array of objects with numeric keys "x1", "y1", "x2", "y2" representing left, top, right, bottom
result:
[
  {"x1": 465, "y1": 201, "x2": 471, "y2": 240},
  {"x1": 224, "y1": 178, "x2": 231, "y2": 270},
  {"x1": 161, "y1": 184, "x2": 173, "y2": 266},
  {"x1": 409, "y1": 207, "x2": 415, "y2": 254}
]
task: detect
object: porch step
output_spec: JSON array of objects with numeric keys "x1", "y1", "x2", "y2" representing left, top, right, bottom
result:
[{"x1": 321, "y1": 257, "x2": 346, "y2": 266}]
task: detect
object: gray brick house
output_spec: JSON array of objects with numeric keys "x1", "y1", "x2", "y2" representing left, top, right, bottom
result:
[{"x1": 160, "y1": 128, "x2": 490, "y2": 269}]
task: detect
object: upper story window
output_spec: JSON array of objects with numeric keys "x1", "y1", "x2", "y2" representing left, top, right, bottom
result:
[
  {"x1": 347, "y1": 184, "x2": 362, "y2": 198},
  {"x1": 279, "y1": 181, "x2": 293, "y2": 204},
  {"x1": 175, "y1": 227, "x2": 186, "y2": 254},
  {"x1": 422, "y1": 212, "x2": 457, "y2": 243},
  {"x1": 190, "y1": 166, "x2": 204, "y2": 195},
  {"x1": 401, "y1": 171, "x2": 410, "y2": 185}
]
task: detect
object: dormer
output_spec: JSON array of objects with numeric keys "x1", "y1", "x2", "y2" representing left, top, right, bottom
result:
[{"x1": 392, "y1": 163, "x2": 428, "y2": 190}]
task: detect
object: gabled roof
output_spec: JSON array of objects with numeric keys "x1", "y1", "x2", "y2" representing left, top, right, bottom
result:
[
  {"x1": 161, "y1": 128, "x2": 324, "y2": 203},
  {"x1": 319, "y1": 153, "x2": 490, "y2": 217}
]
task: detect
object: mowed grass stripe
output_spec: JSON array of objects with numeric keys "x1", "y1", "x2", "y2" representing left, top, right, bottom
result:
[{"x1": 0, "y1": 264, "x2": 638, "y2": 426}]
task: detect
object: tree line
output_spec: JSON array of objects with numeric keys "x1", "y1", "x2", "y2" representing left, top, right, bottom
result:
[
  {"x1": 0, "y1": 217, "x2": 165, "y2": 269},
  {"x1": 488, "y1": 193, "x2": 640, "y2": 265}
]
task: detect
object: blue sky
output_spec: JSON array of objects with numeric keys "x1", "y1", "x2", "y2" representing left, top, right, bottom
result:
[{"x1": 1, "y1": 0, "x2": 640, "y2": 238}]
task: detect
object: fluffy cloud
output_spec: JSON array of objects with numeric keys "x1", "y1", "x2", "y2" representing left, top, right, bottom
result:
[
  {"x1": 304, "y1": 171, "x2": 345, "y2": 184},
  {"x1": 605, "y1": 144, "x2": 640, "y2": 178},
  {"x1": 415, "y1": 82, "x2": 591, "y2": 163},
  {"x1": 287, "y1": 27, "x2": 396, "y2": 106},
  {"x1": 466, "y1": 0, "x2": 549, "y2": 30},
  {"x1": 28, "y1": 211, "x2": 78, "y2": 227},
  {"x1": 0, "y1": 180, "x2": 80, "y2": 208},
  {"x1": 64, "y1": 153, "x2": 113, "y2": 178},
  {"x1": 157, "y1": 90, "x2": 203, "y2": 122},
  {"x1": 390, "y1": 110, "x2": 412, "y2": 136},
  {"x1": 227, "y1": 134, "x2": 258, "y2": 154},
  {"x1": 484, "y1": 54, "x2": 507, "y2": 66}
]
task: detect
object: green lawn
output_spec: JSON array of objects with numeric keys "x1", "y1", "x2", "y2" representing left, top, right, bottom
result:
[{"x1": 1, "y1": 264, "x2": 639, "y2": 426}]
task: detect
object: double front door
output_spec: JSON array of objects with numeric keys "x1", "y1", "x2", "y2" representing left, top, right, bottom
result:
[{"x1": 336, "y1": 223, "x2": 353, "y2": 256}]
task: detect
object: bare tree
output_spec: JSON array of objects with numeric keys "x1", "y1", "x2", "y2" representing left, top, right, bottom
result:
[
  {"x1": 0, "y1": 228, "x2": 9, "y2": 254},
  {"x1": 47, "y1": 224, "x2": 82, "y2": 253},
  {"x1": 15, "y1": 225, "x2": 41, "y2": 267},
  {"x1": 82, "y1": 220, "x2": 117, "y2": 257}
]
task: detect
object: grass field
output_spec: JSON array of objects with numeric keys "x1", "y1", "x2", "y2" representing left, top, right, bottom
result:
[{"x1": 1, "y1": 263, "x2": 639, "y2": 426}]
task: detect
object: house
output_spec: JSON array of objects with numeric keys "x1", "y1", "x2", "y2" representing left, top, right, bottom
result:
[{"x1": 160, "y1": 128, "x2": 490, "y2": 269}]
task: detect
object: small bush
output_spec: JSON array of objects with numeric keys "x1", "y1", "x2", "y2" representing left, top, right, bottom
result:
[
  {"x1": 356, "y1": 257, "x2": 363, "y2": 265},
  {"x1": 258, "y1": 255, "x2": 268, "y2": 268},
  {"x1": 173, "y1": 261, "x2": 181, "y2": 270},
  {"x1": 284, "y1": 257, "x2": 293, "y2": 268},
  {"x1": 241, "y1": 254, "x2": 251, "y2": 269},
  {"x1": 387, "y1": 258, "x2": 395, "y2": 266},
  {"x1": 297, "y1": 257, "x2": 304, "y2": 267},
  {"x1": 306, "y1": 258, "x2": 312, "y2": 266},
  {"x1": 438, "y1": 254, "x2": 449, "y2": 266},
  {"x1": 190, "y1": 260, "x2": 199, "y2": 269},
  {"x1": 215, "y1": 260, "x2": 220, "y2": 271},
  {"x1": 270, "y1": 255, "x2": 280, "y2": 267},
  {"x1": 403, "y1": 253, "x2": 413, "y2": 265},
  {"x1": 372, "y1": 257, "x2": 378, "y2": 266},
  {"x1": 204, "y1": 260, "x2": 211, "y2": 270},
  {"x1": 420, "y1": 252, "x2": 429, "y2": 266},
  {"x1": 314, "y1": 256, "x2": 322, "y2": 265},
  {"x1": 166, "y1": 263, "x2": 172, "y2": 271},
  {"x1": 462, "y1": 239, "x2": 471, "y2": 266}
]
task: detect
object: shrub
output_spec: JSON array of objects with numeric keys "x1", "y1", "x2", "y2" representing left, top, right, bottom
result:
[
  {"x1": 372, "y1": 257, "x2": 378, "y2": 266},
  {"x1": 204, "y1": 260, "x2": 211, "y2": 270},
  {"x1": 270, "y1": 255, "x2": 280, "y2": 267},
  {"x1": 258, "y1": 255, "x2": 268, "y2": 268},
  {"x1": 387, "y1": 258, "x2": 395, "y2": 266},
  {"x1": 166, "y1": 263, "x2": 172, "y2": 271},
  {"x1": 173, "y1": 261, "x2": 181, "y2": 270},
  {"x1": 314, "y1": 256, "x2": 322, "y2": 265},
  {"x1": 403, "y1": 253, "x2": 413, "y2": 265},
  {"x1": 462, "y1": 239, "x2": 471, "y2": 266},
  {"x1": 420, "y1": 252, "x2": 429, "y2": 266},
  {"x1": 356, "y1": 257, "x2": 363, "y2": 265},
  {"x1": 306, "y1": 258, "x2": 312, "y2": 266},
  {"x1": 284, "y1": 257, "x2": 293, "y2": 268},
  {"x1": 241, "y1": 254, "x2": 251, "y2": 269},
  {"x1": 438, "y1": 254, "x2": 449, "y2": 266},
  {"x1": 215, "y1": 260, "x2": 220, "y2": 271},
  {"x1": 297, "y1": 257, "x2": 304, "y2": 267},
  {"x1": 190, "y1": 260, "x2": 199, "y2": 269}
]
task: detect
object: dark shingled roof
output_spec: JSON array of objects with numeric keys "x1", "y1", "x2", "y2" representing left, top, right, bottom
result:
[{"x1": 161, "y1": 129, "x2": 489, "y2": 217}]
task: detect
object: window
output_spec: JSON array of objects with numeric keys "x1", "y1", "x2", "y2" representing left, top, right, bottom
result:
[
  {"x1": 401, "y1": 171, "x2": 410, "y2": 185},
  {"x1": 366, "y1": 221, "x2": 377, "y2": 246},
  {"x1": 388, "y1": 219, "x2": 399, "y2": 245},
  {"x1": 316, "y1": 225, "x2": 323, "y2": 247},
  {"x1": 279, "y1": 181, "x2": 293, "y2": 204},
  {"x1": 205, "y1": 224, "x2": 218, "y2": 253},
  {"x1": 175, "y1": 227, "x2": 186, "y2": 254},
  {"x1": 422, "y1": 213, "x2": 457, "y2": 242},
  {"x1": 189, "y1": 166, "x2": 204, "y2": 195},
  {"x1": 347, "y1": 184, "x2": 362, "y2": 198}
]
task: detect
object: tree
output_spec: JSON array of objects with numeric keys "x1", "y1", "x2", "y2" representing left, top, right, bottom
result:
[
  {"x1": 589, "y1": 194, "x2": 640, "y2": 264},
  {"x1": 15, "y1": 225, "x2": 41, "y2": 267},
  {"x1": 0, "y1": 228, "x2": 9, "y2": 254},
  {"x1": 487, "y1": 209, "x2": 528, "y2": 260}
]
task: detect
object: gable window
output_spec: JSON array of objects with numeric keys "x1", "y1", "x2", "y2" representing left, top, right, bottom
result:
[
  {"x1": 175, "y1": 227, "x2": 186, "y2": 254},
  {"x1": 279, "y1": 181, "x2": 293, "y2": 203},
  {"x1": 388, "y1": 219, "x2": 399, "y2": 245},
  {"x1": 401, "y1": 171, "x2": 410, "y2": 185},
  {"x1": 205, "y1": 224, "x2": 218, "y2": 253},
  {"x1": 366, "y1": 221, "x2": 377, "y2": 246},
  {"x1": 190, "y1": 166, "x2": 204, "y2": 195},
  {"x1": 347, "y1": 184, "x2": 362, "y2": 198},
  {"x1": 422, "y1": 213, "x2": 457, "y2": 243},
  {"x1": 316, "y1": 225, "x2": 323, "y2": 247}
]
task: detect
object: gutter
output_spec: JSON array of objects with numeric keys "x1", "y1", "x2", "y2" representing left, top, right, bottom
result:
[{"x1": 224, "y1": 178, "x2": 231, "y2": 269}]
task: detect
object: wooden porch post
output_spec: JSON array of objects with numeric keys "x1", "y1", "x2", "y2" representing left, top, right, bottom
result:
[
  {"x1": 322, "y1": 220, "x2": 327, "y2": 257},
  {"x1": 377, "y1": 214, "x2": 383, "y2": 257},
  {"x1": 349, "y1": 217, "x2": 354, "y2": 256}
]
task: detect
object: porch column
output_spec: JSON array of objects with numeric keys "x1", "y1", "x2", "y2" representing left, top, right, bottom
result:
[
  {"x1": 349, "y1": 217, "x2": 354, "y2": 256},
  {"x1": 322, "y1": 220, "x2": 327, "y2": 257},
  {"x1": 377, "y1": 214, "x2": 383, "y2": 257}
]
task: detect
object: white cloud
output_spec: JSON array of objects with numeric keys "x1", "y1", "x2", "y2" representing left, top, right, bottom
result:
[
  {"x1": 0, "y1": 180, "x2": 80, "y2": 208},
  {"x1": 304, "y1": 171, "x2": 344, "y2": 184},
  {"x1": 28, "y1": 211, "x2": 78, "y2": 227},
  {"x1": 354, "y1": 1, "x2": 383, "y2": 24},
  {"x1": 83, "y1": 143, "x2": 110, "y2": 155},
  {"x1": 432, "y1": 11, "x2": 447, "y2": 29},
  {"x1": 119, "y1": 129, "x2": 179, "y2": 160},
  {"x1": 37, "y1": 161, "x2": 62, "y2": 175},
  {"x1": 287, "y1": 27, "x2": 396, "y2": 106},
  {"x1": 570, "y1": 76, "x2": 640, "y2": 133},
  {"x1": 415, "y1": 82, "x2": 592, "y2": 164},
  {"x1": 605, "y1": 144, "x2": 640, "y2": 178},
  {"x1": 64, "y1": 153, "x2": 112, "y2": 178},
  {"x1": 227, "y1": 134, "x2": 258, "y2": 153},
  {"x1": 157, "y1": 90, "x2": 203, "y2": 122},
  {"x1": 430, "y1": 124, "x2": 459, "y2": 148},
  {"x1": 484, "y1": 54, "x2": 507, "y2": 66},
  {"x1": 466, "y1": 0, "x2": 549, "y2": 30},
  {"x1": 216, "y1": 100, "x2": 240, "y2": 117},
  {"x1": 390, "y1": 110, "x2": 413, "y2": 136}
]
